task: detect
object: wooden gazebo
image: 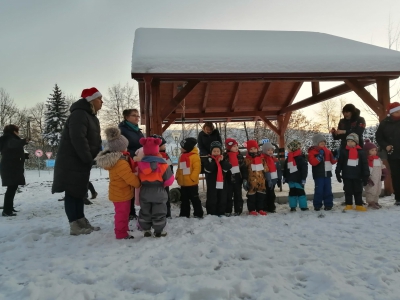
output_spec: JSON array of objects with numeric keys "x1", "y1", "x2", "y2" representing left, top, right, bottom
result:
[{"x1": 131, "y1": 28, "x2": 400, "y2": 148}]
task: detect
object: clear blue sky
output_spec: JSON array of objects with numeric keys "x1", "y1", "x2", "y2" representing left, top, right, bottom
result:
[{"x1": 1, "y1": 0, "x2": 400, "y2": 112}]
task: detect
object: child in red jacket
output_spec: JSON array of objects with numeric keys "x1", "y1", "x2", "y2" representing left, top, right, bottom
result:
[{"x1": 308, "y1": 134, "x2": 337, "y2": 211}]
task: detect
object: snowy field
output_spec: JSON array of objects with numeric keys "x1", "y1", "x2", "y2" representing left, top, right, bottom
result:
[{"x1": 1, "y1": 168, "x2": 400, "y2": 300}]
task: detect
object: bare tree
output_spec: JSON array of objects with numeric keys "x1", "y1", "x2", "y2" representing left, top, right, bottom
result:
[
  {"x1": 315, "y1": 98, "x2": 346, "y2": 132},
  {"x1": 0, "y1": 88, "x2": 18, "y2": 130},
  {"x1": 100, "y1": 83, "x2": 139, "y2": 127}
]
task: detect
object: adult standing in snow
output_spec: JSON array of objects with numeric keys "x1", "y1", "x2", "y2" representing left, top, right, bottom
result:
[
  {"x1": 0, "y1": 125, "x2": 29, "y2": 217},
  {"x1": 52, "y1": 87, "x2": 103, "y2": 235},
  {"x1": 197, "y1": 122, "x2": 222, "y2": 156},
  {"x1": 376, "y1": 102, "x2": 400, "y2": 205},
  {"x1": 331, "y1": 104, "x2": 366, "y2": 149},
  {"x1": 119, "y1": 108, "x2": 144, "y2": 220}
]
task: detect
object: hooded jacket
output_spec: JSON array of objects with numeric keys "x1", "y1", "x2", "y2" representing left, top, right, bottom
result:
[
  {"x1": 332, "y1": 108, "x2": 366, "y2": 148},
  {"x1": 176, "y1": 147, "x2": 201, "y2": 186},
  {"x1": 95, "y1": 150, "x2": 140, "y2": 202},
  {"x1": 376, "y1": 116, "x2": 400, "y2": 159},
  {"x1": 52, "y1": 99, "x2": 102, "y2": 198},
  {"x1": 118, "y1": 121, "x2": 144, "y2": 158}
]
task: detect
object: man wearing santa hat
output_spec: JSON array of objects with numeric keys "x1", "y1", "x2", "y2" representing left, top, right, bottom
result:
[
  {"x1": 52, "y1": 87, "x2": 103, "y2": 235},
  {"x1": 376, "y1": 102, "x2": 400, "y2": 205}
]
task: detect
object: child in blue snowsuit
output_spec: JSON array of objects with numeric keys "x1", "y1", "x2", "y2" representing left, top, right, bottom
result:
[{"x1": 283, "y1": 140, "x2": 308, "y2": 212}]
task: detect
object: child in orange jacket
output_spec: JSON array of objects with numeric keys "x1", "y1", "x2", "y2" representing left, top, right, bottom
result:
[{"x1": 95, "y1": 127, "x2": 140, "y2": 240}]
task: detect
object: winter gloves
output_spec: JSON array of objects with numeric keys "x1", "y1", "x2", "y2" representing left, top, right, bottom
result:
[
  {"x1": 316, "y1": 149, "x2": 324, "y2": 162},
  {"x1": 367, "y1": 178, "x2": 374, "y2": 186},
  {"x1": 242, "y1": 179, "x2": 249, "y2": 191},
  {"x1": 332, "y1": 149, "x2": 339, "y2": 160},
  {"x1": 336, "y1": 174, "x2": 342, "y2": 183}
]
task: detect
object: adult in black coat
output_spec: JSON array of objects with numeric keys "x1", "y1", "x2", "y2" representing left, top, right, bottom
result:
[
  {"x1": 376, "y1": 102, "x2": 400, "y2": 204},
  {"x1": 118, "y1": 108, "x2": 144, "y2": 219},
  {"x1": 197, "y1": 122, "x2": 222, "y2": 156},
  {"x1": 0, "y1": 125, "x2": 29, "y2": 217},
  {"x1": 331, "y1": 104, "x2": 366, "y2": 149},
  {"x1": 52, "y1": 88, "x2": 103, "y2": 235}
]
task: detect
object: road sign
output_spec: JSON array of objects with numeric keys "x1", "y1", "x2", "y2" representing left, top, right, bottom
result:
[
  {"x1": 45, "y1": 152, "x2": 52, "y2": 159},
  {"x1": 261, "y1": 139, "x2": 270, "y2": 144},
  {"x1": 35, "y1": 149, "x2": 43, "y2": 157},
  {"x1": 46, "y1": 159, "x2": 55, "y2": 167}
]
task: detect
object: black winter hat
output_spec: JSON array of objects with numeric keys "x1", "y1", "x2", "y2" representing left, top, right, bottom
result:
[
  {"x1": 210, "y1": 141, "x2": 223, "y2": 153},
  {"x1": 151, "y1": 134, "x2": 166, "y2": 146},
  {"x1": 180, "y1": 137, "x2": 197, "y2": 152}
]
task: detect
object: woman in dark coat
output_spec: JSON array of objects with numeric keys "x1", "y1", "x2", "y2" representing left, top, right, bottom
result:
[
  {"x1": 331, "y1": 104, "x2": 366, "y2": 149},
  {"x1": 376, "y1": 102, "x2": 400, "y2": 205},
  {"x1": 118, "y1": 108, "x2": 144, "y2": 219},
  {"x1": 52, "y1": 87, "x2": 103, "y2": 235},
  {"x1": 0, "y1": 124, "x2": 29, "y2": 217},
  {"x1": 197, "y1": 122, "x2": 222, "y2": 156}
]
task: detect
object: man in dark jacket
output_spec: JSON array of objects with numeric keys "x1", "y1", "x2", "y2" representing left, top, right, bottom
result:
[
  {"x1": 119, "y1": 108, "x2": 144, "y2": 219},
  {"x1": 52, "y1": 87, "x2": 103, "y2": 236},
  {"x1": 0, "y1": 125, "x2": 29, "y2": 217},
  {"x1": 331, "y1": 104, "x2": 366, "y2": 148},
  {"x1": 376, "y1": 102, "x2": 400, "y2": 205}
]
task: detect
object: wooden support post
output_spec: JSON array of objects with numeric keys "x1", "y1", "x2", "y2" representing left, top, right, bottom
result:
[
  {"x1": 144, "y1": 76, "x2": 152, "y2": 137},
  {"x1": 311, "y1": 82, "x2": 320, "y2": 96},
  {"x1": 259, "y1": 116, "x2": 279, "y2": 135},
  {"x1": 151, "y1": 79, "x2": 162, "y2": 135},
  {"x1": 377, "y1": 77, "x2": 393, "y2": 196},
  {"x1": 162, "y1": 118, "x2": 175, "y2": 132}
]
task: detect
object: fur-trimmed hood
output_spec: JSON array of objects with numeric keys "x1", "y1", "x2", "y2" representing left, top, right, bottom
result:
[{"x1": 95, "y1": 150, "x2": 127, "y2": 170}]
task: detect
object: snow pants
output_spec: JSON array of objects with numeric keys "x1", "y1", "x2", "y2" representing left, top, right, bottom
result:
[
  {"x1": 113, "y1": 200, "x2": 131, "y2": 239},
  {"x1": 388, "y1": 158, "x2": 400, "y2": 201},
  {"x1": 288, "y1": 182, "x2": 307, "y2": 209},
  {"x1": 206, "y1": 185, "x2": 227, "y2": 216},
  {"x1": 179, "y1": 185, "x2": 204, "y2": 218},
  {"x1": 313, "y1": 177, "x2": 333, "y2": 209},
  {"x1": 226, "y1": 181, "x2": 244, "y2": 215},
  {"x1": 342, "y1": 178, "x2": 363, "y2": 206},
  {"x1": 247, "y1": 192, "x2": 265, "y2": 212},
  {"x1": 138, "y1": 185, "x2": 167, "y2": 233},
  {"x1": 264, "y1": 184, "x2": 276, "y2": 213},
  {"x1": 64, "y1": 193, "x2": 85, "y2": 223},
  {"x1": 165, "y1": 186, "x2": 171, "y2": 218}
]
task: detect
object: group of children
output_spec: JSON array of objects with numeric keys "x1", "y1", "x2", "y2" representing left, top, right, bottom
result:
[{"x1": 96, "y1": 126, "x2": 387, "y2": 240}]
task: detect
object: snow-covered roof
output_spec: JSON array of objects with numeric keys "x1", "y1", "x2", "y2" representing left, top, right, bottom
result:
[{"x1": 131, "y1": 28, "x2": 400, "y2": 74}]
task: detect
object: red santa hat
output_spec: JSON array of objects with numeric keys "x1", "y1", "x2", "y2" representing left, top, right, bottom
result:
[
  {"x1": 387, "y1": 102, "x2": 400, "y2": 116},
  {"x1": 225, "y1": 138, "x2": 238, "y2": 151},
  {"x1": 81, "y1": 87, "x2": 102, "y2": 102},
  {"x1": 139, "y1": 137, "x2": 161, "y2": 156}
]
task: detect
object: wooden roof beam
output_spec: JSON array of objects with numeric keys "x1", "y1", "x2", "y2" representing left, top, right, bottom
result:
[
  {"x1": 259, "y1": 115, "x2": 279, "y2": 135},
  {"x1": 283, "y1": 82, "x2": 303, "y2": 107},
  {"x1": 257, "y1": 82, "x2": 272, "y2": 110},
  {"x1": 168, "y1": 110, "x2": 278, "y2": 119},
  {"x1": 279, "y1": 81, "x2": 375, "y2": 114},
  {"x1": 162, "y1": 118, "x2": 175, "y2": 132},
  {"x1": 344, "y1": 79, "x2": 384, "y2": 116},
  {"x1": 161, "y1": 80, "x2": 200, "y2": 120},
  {"x1": 230, "y1": 82, "x2": 242, "y2": 112}
]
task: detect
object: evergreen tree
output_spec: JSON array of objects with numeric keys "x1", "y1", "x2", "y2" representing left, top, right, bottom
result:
[{"x1": 43, "y1": 84, "x2": 68, "y2": 152}]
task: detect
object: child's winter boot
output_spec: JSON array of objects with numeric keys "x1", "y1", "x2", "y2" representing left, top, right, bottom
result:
[
  {"x1": 290, "y1": 208, "x2": 296, "y2": 212},
  {"x1": 355, "y1": 205, "x2": 367, "y2": 212},
  {"x1": 344, "y1": 205, "x2": 353, "y2": 210},
  {"x1": 154, "y1": 231, "x2": 168, "y2": 238},
  {"x1": 77, "y1": 217, "x2": 100, "y2": 231},
  {"x1": 143, "y1": 230, "x2": 152, "y2": 237},
  {"x1": 258, "y1": 210, "x2": 267, "y2": 216},
  {"x1": 249, "y1": 211, "x2": 258, "y2": 216}
]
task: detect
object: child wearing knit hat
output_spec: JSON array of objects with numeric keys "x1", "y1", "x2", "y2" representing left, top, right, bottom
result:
[
  {"x1": 308, "y1": 134, "x2": 337, "y2": 211},
  {"x1": 203, "y1": 141, "x2": 232, "y2": 216},
  {"x1": 243, "y1": 140, "x2": 269, "y2": 216},
  {"x1": 363, "y1": 139, "x2": 387, "y2": 209},
  {"x1": 335, "y1": 133, "x2": 370, "y2": 211},
  {"x1": 261, "y1": 142, "x2": 282, "y2": 213},
  {"x1": 223, "y1": 138, "x2": 247, "y2": 216},
  {"x1": 283, "y1": 140, "x2": 308, "y2": 212},
  {"x1": 95, "y1": 127, "x2": 141, "y2": 240},
  {"x1": 176, "y1": 137, "x2": 204, "y2": 218}
]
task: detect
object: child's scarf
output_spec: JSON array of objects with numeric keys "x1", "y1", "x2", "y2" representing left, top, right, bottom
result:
[
  {"x1": 288, "y1": 149, "x2": 302, "y2": 173},
  {"x1": 211, "y1": 155, "x2": 224, "y2": 189},
  {"x1": 368, "y1": 155, "x2": 381, "y2": 172},
  {"x1": 246, "y1": 153, "x2": 264, "y2": 171},
  {"x1": 179, "y1": 152, "x2": 193, "y2": 175},
  {"x1": 227, "y1": 151, "x2": 240, "y2": 174},
  {"x1": 122, "y1": 151, "x2": 135, "y2": 172},
  {"x1": 263, "y1": 154, "x2": 278, "y2": 179},
  {"x1": 321, "y1": 147, "x2": 333, "y2": 172},
  {"x1": 160, "y1": 151, "x2": 172, "y2": 166},
  {"x1": 346, "y1": 145, "x2": 361, "y2": 166}
]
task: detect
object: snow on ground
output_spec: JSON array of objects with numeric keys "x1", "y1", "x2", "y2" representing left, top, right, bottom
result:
[{"x1": 1, "y1": 168, "x2": 400, "y2": 300}]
